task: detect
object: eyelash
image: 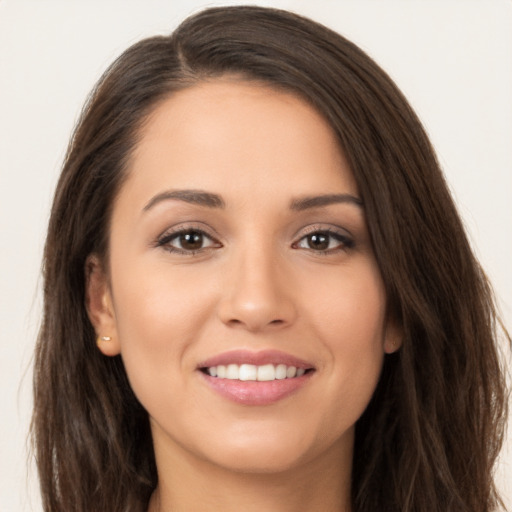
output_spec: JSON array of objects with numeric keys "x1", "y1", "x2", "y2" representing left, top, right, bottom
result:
[
  {"x1": 156, "y1": 226, "x2": 354, "y2": 256},
  {"x1": 156, "y1": 226, "x2": 221, "y2": 255},
  {"x1": 292, "y1": 227, "x2": 355, "y2": 254}
]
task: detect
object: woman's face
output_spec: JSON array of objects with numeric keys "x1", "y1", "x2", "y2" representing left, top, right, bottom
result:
[{"x1": 88, "y1": 79, "x2": 399, "y2": 474}]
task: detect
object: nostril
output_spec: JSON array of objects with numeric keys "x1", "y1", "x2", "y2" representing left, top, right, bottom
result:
[{"x1": 226, "y1": 318, "x2": 285, "y2": 329}]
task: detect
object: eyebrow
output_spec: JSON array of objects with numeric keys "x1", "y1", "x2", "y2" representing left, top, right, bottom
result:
[
  {"x1": 142, "y1": 189, "x2": 363, "y2": 213},
  {"x1": 143, "y1": 189, "x2": 225, "y2": 212},
  {"x1": 289, "y1": 193, "x2": 363, "y2": 211}
]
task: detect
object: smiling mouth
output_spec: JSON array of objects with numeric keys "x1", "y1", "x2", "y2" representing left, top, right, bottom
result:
[
  {"x1": 197, "y1": 350, "x2": 316, "y2": 405},
  {"x1": 200, "y1": 363, "x2": 314, "y2": 381}
]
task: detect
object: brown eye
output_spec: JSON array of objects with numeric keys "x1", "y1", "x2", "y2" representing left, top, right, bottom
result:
[
  {"x1": 306, "y1": 233, "x2": 329, "y2": 250},
  {"x1": 295, "y1": 230, "x2": 354, "y2": 252},
  {"x1": 178, "y1": 231, "x2": 204, "y2": 251},
  {"x1": 158, "y1": 229, "x2": 219, "y2": 253}
]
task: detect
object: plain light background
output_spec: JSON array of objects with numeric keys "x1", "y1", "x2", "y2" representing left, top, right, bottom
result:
[{"x1": 1, "y1": 0, "x2": 511, "y2": 510}]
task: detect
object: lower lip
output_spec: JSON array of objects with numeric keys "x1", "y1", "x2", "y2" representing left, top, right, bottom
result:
[{"x1": 200, "y1": 372, "x2": 313, "y2": 406}]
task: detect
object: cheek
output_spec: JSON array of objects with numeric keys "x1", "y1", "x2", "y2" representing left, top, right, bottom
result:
[
  {"x1": 109, "y1": 258, "x2": 217, "y2": 407},
  {"x1": 305, "y1": 263, "x2": 387, "y2": 420},
  {"x1": 306, "y1": 258, "x2": 387, "y2": 348},
  {"x1": 111, "y1": 251, "x2": 217, "y2": 344}
]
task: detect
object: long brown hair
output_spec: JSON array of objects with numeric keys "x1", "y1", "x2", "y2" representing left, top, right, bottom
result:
[{"x1": 32, "y1": 6, "x2": 509, "y2": 511}]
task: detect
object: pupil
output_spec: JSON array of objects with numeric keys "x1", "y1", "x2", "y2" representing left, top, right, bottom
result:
[
  {"x1": 308, "y1": 233, "x2": 329, "y2": 250},
  {"x1": 180, "y1": 231, "x2": 203, "y2": 250}
]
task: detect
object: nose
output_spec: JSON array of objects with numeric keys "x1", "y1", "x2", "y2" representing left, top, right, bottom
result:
[{"x1": 217, "y1": 246, "x2": 297, "y2": 333}]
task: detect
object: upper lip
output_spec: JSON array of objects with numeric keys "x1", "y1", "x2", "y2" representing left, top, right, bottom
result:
[{"x1": 197, "y1": 349, "x2": 315, "y2": 370}]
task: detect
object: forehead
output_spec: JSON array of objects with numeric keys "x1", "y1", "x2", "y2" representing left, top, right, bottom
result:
[{"x1": 123, "y1": 78, "x2": 358, "y2": 205}]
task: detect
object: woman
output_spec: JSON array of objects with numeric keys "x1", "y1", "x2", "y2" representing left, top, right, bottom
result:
[{"x1": 32, "y1": 5, "x2": 509, "y2": 512}]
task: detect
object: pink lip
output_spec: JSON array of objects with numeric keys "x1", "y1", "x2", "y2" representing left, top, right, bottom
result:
[{"x1": 197, "y1": 350, "x2": 315, "y2": 406}]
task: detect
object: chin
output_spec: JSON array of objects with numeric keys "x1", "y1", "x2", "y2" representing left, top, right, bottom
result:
[
  {"x1": 207, "y1": 443, "x2": 310, "y2": 474},
  {"x1": 194, "y1": 424, "x2": 339, "y2": 475}
]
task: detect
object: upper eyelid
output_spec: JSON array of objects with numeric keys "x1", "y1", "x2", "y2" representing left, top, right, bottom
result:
[
  {"x1": 293, "y1": 223, "x2": 353, "y2": 240},
  {"x1": 294, "y1": 229, "x2": 352, "y2": 246},
  {"x1": 155, "y1": 222, "x2": 354, "y2": 247},
  {"x1": 159, "y1": 230, "x2": 216, "y2": 245},
  {"x1": 157, "y1": 223, "x2": 221, "y2": 242}
]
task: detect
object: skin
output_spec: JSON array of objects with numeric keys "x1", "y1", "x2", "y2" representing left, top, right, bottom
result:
[{"x1": 87, "y1": 78, "x2": 401, "y2": 512}]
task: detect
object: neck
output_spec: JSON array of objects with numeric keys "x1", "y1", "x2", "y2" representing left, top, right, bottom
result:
[{"x1": 147, "y1": 428, "x2": 353, "y2": 512}]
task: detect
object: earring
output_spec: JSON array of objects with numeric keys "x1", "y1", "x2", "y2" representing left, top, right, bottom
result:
[{"x1": 97, "y1": 335, "x2": 112, "y2": 346}]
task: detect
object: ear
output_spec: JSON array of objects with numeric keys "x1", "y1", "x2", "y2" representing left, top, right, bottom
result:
[
  {"x1": 85, "y1": 254, "x2": 121, "y2": 356},
  {"x1": 383, "y1": 317, "x2": 403, "y2": 354}
]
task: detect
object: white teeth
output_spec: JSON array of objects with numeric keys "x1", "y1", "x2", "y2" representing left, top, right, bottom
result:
[
  {"x1": 257, "y1": 364, "x2": 275, "y2": 381},
  {"x1": 286, "y1": 366, "x2": 297, "y2": 378},
  {"x1": 275, "y1": 364, "x2": 287, "y2": 380},
  {"x1": 205, "y1": 363, "x2": 308, "y2": 381},
  {"x1": 226, "y1": 364, "x2": 239, "y2": 379},
  {"x1": 239, "y1": 364, "x2": 257, "y2": 381}
]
